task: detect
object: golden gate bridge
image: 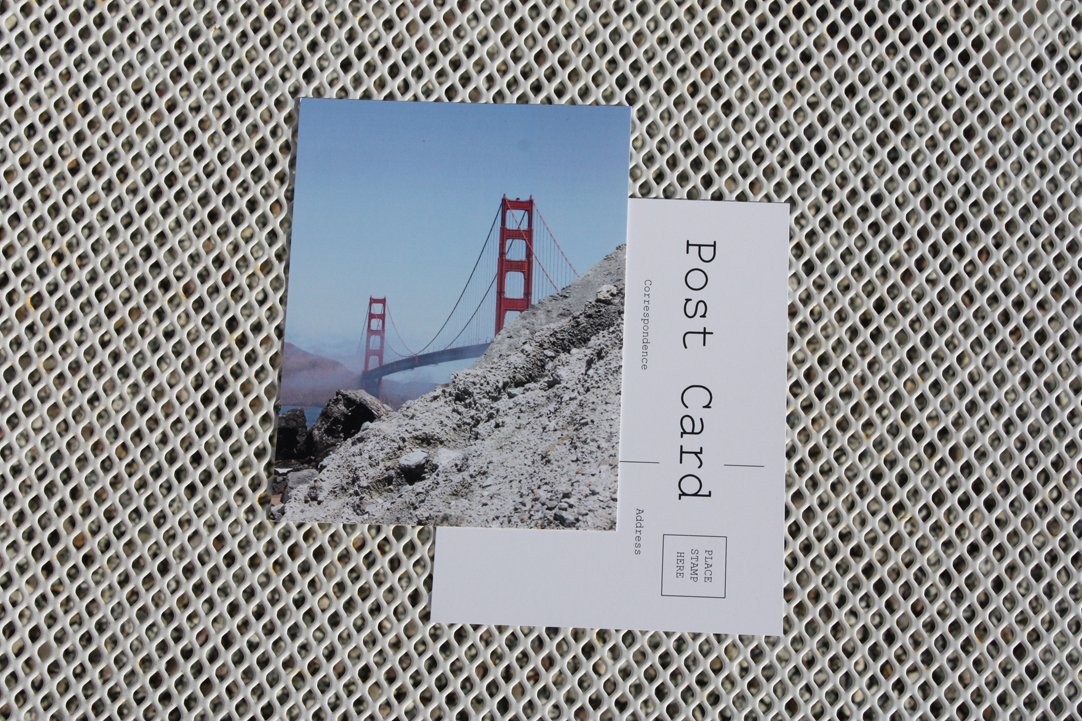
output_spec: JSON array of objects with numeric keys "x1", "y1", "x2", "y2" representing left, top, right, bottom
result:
[{"x1": 358, "y1": 196, "x2": 579, "y2": 397}]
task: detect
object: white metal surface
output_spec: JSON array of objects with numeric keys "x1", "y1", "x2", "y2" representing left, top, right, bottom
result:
[{"x1": 1, "y1": 1, "x2": 1079, "y2": 719}]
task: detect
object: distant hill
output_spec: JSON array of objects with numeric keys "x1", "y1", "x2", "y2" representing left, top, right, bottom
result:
[
  {"x1": 380, "y1": 377, "x2": 441, "y2": 410},
  {"x1": 279, "y1": 342, "x2": 361, "y2": 407}
]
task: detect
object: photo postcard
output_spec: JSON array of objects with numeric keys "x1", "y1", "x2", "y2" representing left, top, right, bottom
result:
[
  {"x1": 431, "y1": 198, "x2": 788, "y2": 635},
  {"x1": 270, "y1": 99, "x2": 631, "y2": 531}
]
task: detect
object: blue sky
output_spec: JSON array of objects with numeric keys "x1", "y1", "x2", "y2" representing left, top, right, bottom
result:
[{"x1": 285, "y1": 99, "x2": 630, "y2": 371}]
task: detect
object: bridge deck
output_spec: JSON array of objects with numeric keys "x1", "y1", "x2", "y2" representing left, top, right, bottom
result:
[{"x1": 360, "y1": 343, "x2": 490, "y2": 396}]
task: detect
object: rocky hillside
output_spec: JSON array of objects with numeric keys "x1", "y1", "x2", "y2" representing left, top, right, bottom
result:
[{"x1": 276, "y1": 245, "x2": 626, "y2": 530}]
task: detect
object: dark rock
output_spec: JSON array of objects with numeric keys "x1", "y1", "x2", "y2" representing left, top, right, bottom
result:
[
  {"x1": 302, "y1": 389, "x2": 392, "y2": 457},
  {"x1": 274, "y1": 409, "x2": 308, "y2": 460},
  {"x1": 288, "y1": 468, "x2": 319, "y2": 486},
  {"x1": 399, "y1": 449, "x2": 428, "y2": 483},
  {"x1": 554, "y1": 510, "x2": 576, "y2": 527},
  {"x1": 270, "y1": 474, "x2": 288, "y2": 495},
  {"x1": 268, "y1": 505, "x2": 285, "y2": 521}
]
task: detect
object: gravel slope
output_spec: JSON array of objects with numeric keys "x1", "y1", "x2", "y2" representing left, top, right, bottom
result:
[{"x1": 279, "y1": 245, "x2": 625, "y2": 530}]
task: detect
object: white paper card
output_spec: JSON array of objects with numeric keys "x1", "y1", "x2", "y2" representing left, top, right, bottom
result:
[{"x1": 431, "y1": 198, "x2": 788, "y2": 634}]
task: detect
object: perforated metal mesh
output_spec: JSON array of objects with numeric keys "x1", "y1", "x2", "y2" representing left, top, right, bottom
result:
[{"x1": 2, "y1": 0, "x2": 1080, "y2": 719}]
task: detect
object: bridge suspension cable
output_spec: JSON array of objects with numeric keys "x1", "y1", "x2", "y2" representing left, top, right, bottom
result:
[
  {"x1": 383, "y1": 337, "x2": 409, "y2": 359},
  {"x1": 533, "y1": 251, "x2": 560, "y2": 295},
  {"x1": 529, "y1": 204, "x2": 577, "y2": 306},
  {"x1": 536, "y1": 205, "x2": 579, "y2": 277},
  {"x1": 440, "y1": 274, "x2": 498, "y2": 350},
  {"x1": 410, "y1": 202, "x2": 502, "y2": 355},
  {"x1": 385, "y1": 307, "x2": 419, "y2": 356},
  {"x1": 367, "y1": 197, "x2": 582, "y2": 368},
  {"x1": 423, "y1": 197, "x2": 579, "y2": 350}
]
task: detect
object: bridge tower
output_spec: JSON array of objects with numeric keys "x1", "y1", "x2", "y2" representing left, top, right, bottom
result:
[
  {"x1": 362, "y1": 297, "x2": 386, "y2": 396},
  {"x1": 495, "y1": 196, "x2": 533, "y2": 334}
]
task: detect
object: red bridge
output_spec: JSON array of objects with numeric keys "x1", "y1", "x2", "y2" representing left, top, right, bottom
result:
[{"x1": 359, "y1": 196, "x2": 578, "y2": 397}]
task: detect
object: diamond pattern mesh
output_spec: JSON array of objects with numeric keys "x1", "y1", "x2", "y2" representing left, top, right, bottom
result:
[{"x1": 2, "y1": 0, "x2": 1080, "y2": 719}]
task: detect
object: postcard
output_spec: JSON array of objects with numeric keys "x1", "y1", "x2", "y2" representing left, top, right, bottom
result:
[
  {"x1": 270, "y1": 99, "x2": 631, "y2": 530},
  {"x1": 431, "y1": 198, "x2": 788, "y2": 635}
]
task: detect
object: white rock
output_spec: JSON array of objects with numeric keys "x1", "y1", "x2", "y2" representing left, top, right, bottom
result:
[
  {"x1": 399, "y1": 449, "x2": 428, "y2": 472},
  {"x1": 286, "y1": 469, "x2": 318, "y2": 488},
  {"x1": 434, "y1": 448, "x2": 464, "y2": 471},
  {"x1": 595, "y1": 284, "x2": 618, "y2": 303}
]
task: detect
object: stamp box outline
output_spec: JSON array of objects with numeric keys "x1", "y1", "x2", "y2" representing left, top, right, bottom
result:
[{"x1": 660, "y1": 534, "x2": 728, "y2": 599}]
